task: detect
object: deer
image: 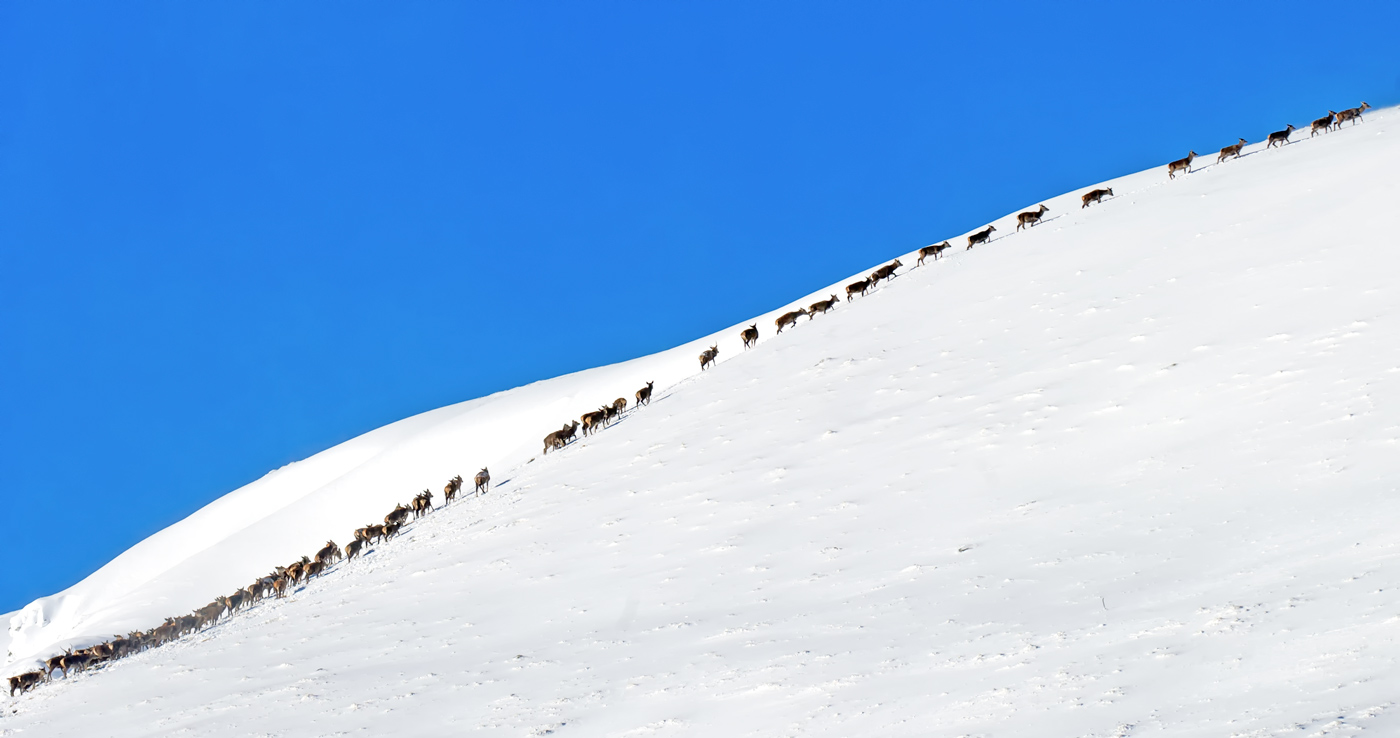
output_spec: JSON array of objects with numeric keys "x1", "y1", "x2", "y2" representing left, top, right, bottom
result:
[
  {"x1": 272, "y1": 576, "x2": 288, "y2": 599},
  {"x1": 775, "y1": 309, "x2": 807, "y2": 334},
  {"x1": 917, "y1": 241, "x2": 951, "y2": 265},
  {"x1": 603, "y1": 402, "x2": 619, "y2": 423},
  {"x1": 1217, "y1": 138, "x2": 1246, "y2": 163},
  {"x1": 1016, "y1": 204, "x2": 1049, "y2": 230},
  {"x1": 613, "y1": 397, "x2": 628, "y2": 415},
  {"x1": 1081, "y1": 188, "x2": 1113, "y2": 208},
  {"x1": 1311, "y1": 111, "x2": 1336, "y2": 137},
  {"x1": 1335, "y1": 102, "x2": 1371, "y2": 126},
  {"x1": 561, "y1": 419, "x2": 579, "y2": 442},
  {"x1": 870, "y1": 259, "x2": 902, "y2": 283},
  {"x1": 344, "y1": 539, "x2": 363, "y2": 560},
  {"x1": 1266, "y1": 124, "x2": 1296, "y2": 148},
  {"x1": 385, "y1": 504, "x2": 410, "y2": 527},
  {"x1": 356, "y1": 524, "x2": 385, "y2": 543},
  {"x1": 474, "y1": 467, "x2": 490, "y2": 495},
  {"x1": 808, "y1": 295, "x2": 839, "y2": 315},
  {"x1": 544, "y1": 428, "x2": 567, "y2": 453},
  {"x1": 845, "y1": 278, "x2": 871, "y2": 301},
  {"x1": 444, "y1": 475, "x2": 463, "y2": 503},
  {"x1": 9, "y1": 671, "x2": 44, "y2": 696},
  {"x1": 636, "y1": 381, "x2": 654, "y2": 406},
  {"x1": 412, "y1": 491, "x2": 433, "y2": 518},
  {"x1": 966, "y1": 225, "x2": 996, "y2": 249},
  {"x1": 581, "y1": 408, "x2": 609, "y2": 436},
  {"x1": 59, "y1": 651, "x2": 92, "y2": 678},
  {"x1": 305, "y1": 559, "x2": 325, "y2": 579},
  {"x1": 740, "y1": 324, "x2": 759, "y2": 349},
  {"x1": 316, "y1": 540, "x2": 342, "y2": 566},
  {"x1": 1167, "y1": 151, "x2": 1196, "y2": 179},
  {"x1": 285, "y1": 559, "x2": 307, "y2": 585},
  {"x1": 700, "y1": 345, "x2": 719, "y2": 370}
]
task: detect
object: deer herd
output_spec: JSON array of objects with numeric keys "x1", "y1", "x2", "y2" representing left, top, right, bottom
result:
[
  {"x1": 1165, "y1": 101, "x2": 1369, "y2": 178},
  {"x1": 9, "y1": 463, "x2": 501, "y2": 698},
  {"x1": 5, "y1": 99, "x2": 1381, "y2": 702}
]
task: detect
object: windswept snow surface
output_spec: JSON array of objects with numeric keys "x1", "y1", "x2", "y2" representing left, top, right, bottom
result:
[{"x1": 6, "y1": 109, "x2": 1400, "y2": 736}]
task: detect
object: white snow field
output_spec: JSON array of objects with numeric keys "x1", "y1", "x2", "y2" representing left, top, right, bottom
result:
[{"x1": 5, "y1": 107, "x2": 1400, "y2": 737}]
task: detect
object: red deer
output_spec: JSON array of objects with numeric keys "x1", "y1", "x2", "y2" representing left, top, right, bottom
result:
[
  {"x1": 1081, "y1": 188, "x2": 1113, "y2": 208},
  {"x1": 109, "y1": 634, "x2": 133, "y2": 659},
  {"x1": 581, "y1": 408, "x2": 609, "y2": 436},
  {"x1": 316, "y1": 540, "x2": 342, "y2": 566},
  {"x1": 305, "y1": 559, "x2": 325, "y2": 579},
  {"x1": 613, "y1": 397, "x2": 628, "y2": 415},
  {"x1": 474, "y1": 467, "x2": 490, "y2": 495},
  {"x1": 808, "y1": 295, "x2": 838, "y2": 315},
  {"x1": 1016, "y1": 205, "x2": 1049, "y2": 230},
  {"x1": 382, "y1": 520, "x2": 403, "y2": 539},
  {"x1": 543, "y1": 428, "x2": 567, "y2": 453},
  {"x1": 1266, "y1": 124, "x2": 1296, "y2": 148},
  {"x1": 344, "y1": 539, "x2": 363, "y2": 560},
  {"x1": 9, "y1": 671, "x2": 43, "y2": 696},
  {"x1": 1310, "y1": 111, "x2": 1336, "y2": 137},
  {"x1": 444, "y1": 475, "x2": 463, "y2": 503},
  {"x1": 385, "y1": 504, "x2": 410, "y2": 526},
  {"x1": 1335, "y1": 102, "x2": 1371, "y2": 126},
  {"x1": 355, "y1": 524, "x2": 384, "y2": 543},
  {"x1": 699, "y1": 345, "x2": 719, "y2": 370},
  {"x1": 636, "y1": 381, "x2": 654, "y2": 406},
  {"x1": 740, "y1": 324, "x2": 759, "y2": 349},
  {"x1": 272, "y1": 576, "x2": 288, "y2": 598},
  {"x1": 59, "y1": 651, "x2": 92, "y2": 677},
  {"x1": 775, "y1": 309, "x2": 807, "y2": 334},
  {"x1": 917, "y1": 241, "x2": 950, "y2": 265},
  {"x1": 604, "y1": 402, "x2": 619, "y2": 422},
  {"x1": 411, "y1": 490, "x2": 433, "y2": 519},
  {"x1": 966, "y1": 225, "x2": 996, "y2": 249},
  {"x1": 1167, "y1": 151, "x2": 1196, "y2": 179},
  {"x1": 196, "y1": 601, "x2": 224, "y2": 630},
  {"x1": 545, "y1": 420, "x2": 580, "y2": 452},
  {"x1": 845, "y1": 278, "x2": 870, "y2": 301},
  {"x1": 870, "y1": 259, "x2": 902, "y2": 283},
  {"x1": 45, "y1": 653, "x2": 67, "y2": 678},
  {"x1": 1217, "y1": 138, "x2": 1246, "y2": 163},
  {"x1": 286, "y1": 560, "x2": 306, "y2": 585}
]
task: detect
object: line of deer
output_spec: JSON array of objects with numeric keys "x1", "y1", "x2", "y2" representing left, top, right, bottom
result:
[
  {"x1": 12, "y1": 98, "x2": 1383, "y2": 702},
  {"x1": 12, "y1": 457, "x2": 512, "y2": 697}
]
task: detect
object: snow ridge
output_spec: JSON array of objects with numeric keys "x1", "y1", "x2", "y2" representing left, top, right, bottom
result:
[{"x1": 6, "y1": 106, "x2": 1400, "y2": 737}]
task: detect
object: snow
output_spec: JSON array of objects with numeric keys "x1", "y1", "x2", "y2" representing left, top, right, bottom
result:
[{"x1": 5, "y1": 109, "x2": 1400, "y2": 736}]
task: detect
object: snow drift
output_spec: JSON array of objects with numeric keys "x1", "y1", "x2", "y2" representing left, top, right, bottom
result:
[{"x1": 5, "y1": 107, "x2": 1400, "y2": 737}]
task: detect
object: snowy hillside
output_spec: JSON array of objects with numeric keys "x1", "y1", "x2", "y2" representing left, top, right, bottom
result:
[{"x1": 6, "y1": 106, "x2": 1400, "y2": 736}]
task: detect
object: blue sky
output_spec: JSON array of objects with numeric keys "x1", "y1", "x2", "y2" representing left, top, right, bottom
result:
[{"x1": 1, "y1": 1, "x2": 1395, "y2": 614}]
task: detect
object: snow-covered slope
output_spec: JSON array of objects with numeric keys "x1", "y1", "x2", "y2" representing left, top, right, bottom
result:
[{"x1": 6, "y1": 108, "x2": 1400, "y2": 736}]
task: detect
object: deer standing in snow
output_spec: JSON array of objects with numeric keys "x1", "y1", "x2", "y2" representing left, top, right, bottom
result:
[
  {"x1": 966, "y1": 225, "x2": 996, "y2": 249},
  {"x1": 1167, "y1": 151, "x2": 1196, "y2": 179},
  {"x1": 1016, "y1": 205, "x2": 1049, "y2": 230}
]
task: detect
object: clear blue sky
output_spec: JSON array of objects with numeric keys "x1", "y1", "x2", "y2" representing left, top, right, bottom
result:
[{"x1": 1, "y1": 1, "x2": 1395, "y2": 614}]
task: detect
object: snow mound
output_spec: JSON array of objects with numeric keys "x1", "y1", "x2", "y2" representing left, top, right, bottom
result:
[{"x1": 6, "y1": 108, "x2": 1400, "y2": 736}]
